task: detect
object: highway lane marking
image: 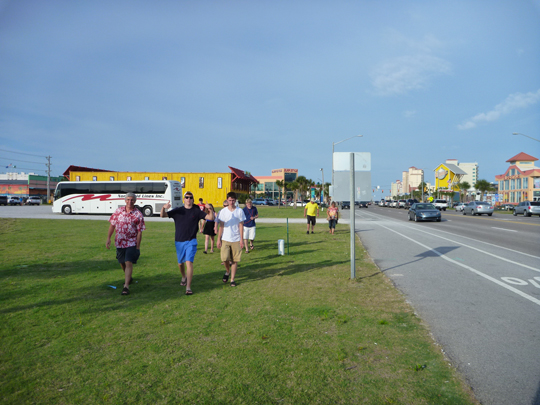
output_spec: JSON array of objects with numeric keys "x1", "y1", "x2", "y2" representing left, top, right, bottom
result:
[
  {"x1": 355, "y1": 210, "x2": 540, "y2": 261},
  {"x1": 373, "y1": 221, "x2": 540, "y2": 307},
  {"x1": 442, "y1": 212, "x2": 540, "y2": 227},
  {"x1": 491, "y1": 227, "x2": 517, "y2": 232}
]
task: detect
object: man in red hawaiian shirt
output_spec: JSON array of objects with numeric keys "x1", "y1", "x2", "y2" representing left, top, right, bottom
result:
[{"x1": 106, "y1": 192, "x2": 146, "y2": 295}]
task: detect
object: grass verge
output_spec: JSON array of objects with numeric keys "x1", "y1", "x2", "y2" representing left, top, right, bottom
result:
[{"x1": 0, "y1": 218, "x2": 477, "y2": 404}]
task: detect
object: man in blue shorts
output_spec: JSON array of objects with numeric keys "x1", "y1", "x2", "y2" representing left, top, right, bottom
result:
[{"x1": 161, "y1": 191, "x2": 212, "y2": 295}]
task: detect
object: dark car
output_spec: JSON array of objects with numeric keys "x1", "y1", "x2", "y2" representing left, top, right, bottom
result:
[
  {"x1": 358, "y1": 201, "x2": 369, "y2": 208},
  {"x1": 408, "y1": 203, "x2": 441, "y2": 222},
  {"x1": 405, "y1": 199, "x2": 419, "y2": 209},
  {"x1": 341, "y1": 201, "x2": 350, "y2": 209},
  {"x1": 0, "y1": 196, "x2": 8, "y2": 206}
]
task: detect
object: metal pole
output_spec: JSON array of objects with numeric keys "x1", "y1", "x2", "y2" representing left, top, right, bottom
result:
[
  {"x1": 320, "y1": 168, "x2": 324, "y2": 204},
  {"x1": 331, "y1": 143, "x2": 334, "y2": 191},
  {"x1": 287, "y1": 218, "x2": 289, "y2": 255},
  {"x1": 350, "y1": 153, "x2": 355, "y2": 279},
  {"x1": 46, "y1": 156, "x2": 51, "y2": 203}
]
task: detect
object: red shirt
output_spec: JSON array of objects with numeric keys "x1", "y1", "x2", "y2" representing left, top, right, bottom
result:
[
  {"x1": 198, "y1": 203, "x2": 205, "y2": 211},
  {"x1": 109, "y1": 207, "x2": 146, "y2": 248}
]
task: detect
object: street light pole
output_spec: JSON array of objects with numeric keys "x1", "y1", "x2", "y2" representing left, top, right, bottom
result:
[
  {"x1": 512, "y1": 132, "x2": 540, "y2": 142},
  {"x1": 332, "y1": 135, "x2": 363, "y2": 190}
]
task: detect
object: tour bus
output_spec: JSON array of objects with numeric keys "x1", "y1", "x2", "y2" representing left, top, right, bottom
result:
[{"x1": 52, "y1": 180, "x2": 183, "y2": 217}]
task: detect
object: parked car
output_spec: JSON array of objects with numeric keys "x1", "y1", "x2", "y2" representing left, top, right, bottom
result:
[
  {"x1": 463, "y1": 201, "x2": 494, "y2": 216},
  {"x1": 513, "y1": 201, "x2": 540, "y2": 217},
  {"x1": 390, "y1": 200, "x2": 398, "y2": 208},
  {"x1": 0, "y1": 196, "x2": 8, "y2": 206},
  {"x1": 378, "y1": 200, "x2": 385, "y2": 207},
  {"x1": 408, "y1": 203, "x2": 441, "y2": 222},
  {"x1": 499, "y1": 204, "x2": 515, "y2": 211},
  {"x1": 454, "y1": 202, "x2": 466, "y2": 212},
  {"x1": 341, "y1": 201, "x2": 350, "y2": 209},
  {"x1": 358, "y1": 201, "x2": 369, "y2": 208},
  {"x1": 405, "y1": 199, "x2": 419, "y2": 209},
  {"x1": 252, "y1": 198, "x2": 269, "y2": 205},
  {"x1": 8, "y1": 196, "x2": 21, "y2": 205},
  {"x1": 26, "y1": 196, "x2": 42, "y2": 205},
  {"x1": 397, "y1": 199, "x2": 407, "y2": 209},
  {"x1": 289, "y1": 200, "x2": 307, "y2": 207},
  {"x1": 432, "y1": 199, "x2": 449, "y2": 211}
]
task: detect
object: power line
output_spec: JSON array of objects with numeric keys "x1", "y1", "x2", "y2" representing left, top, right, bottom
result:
[
  {"x1": 0, "y1": 157, "x2": 46, "y2": 165},
  {"x1": 2, "y1": 167, "x2": 47, "y2": 172},
  {"x1": 0, "y1": 148, "x2": 46, "y2": 158}
]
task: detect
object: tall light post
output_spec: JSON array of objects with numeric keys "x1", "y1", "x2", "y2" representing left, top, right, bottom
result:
[
  {"x1": 512, "y1": 132, "x2": 540, "y2": 142},
  {"x1": 320, "y1": 168, "x2": 324, "y2": 204},
  {"x1": 332, "y1": 135, "x2": 363, "y2": 188}
]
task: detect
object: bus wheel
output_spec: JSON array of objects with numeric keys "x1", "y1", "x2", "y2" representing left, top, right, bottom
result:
[
  {"x1": 142, "y1": 206, "x2": 153, "y2": 217},
  {"x1": 62, "y1": 205, "x2": 72, "y2": 215}
]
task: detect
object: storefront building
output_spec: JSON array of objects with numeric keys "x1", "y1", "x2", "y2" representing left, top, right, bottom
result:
[
  {"x1": 495, "y1": 152, "x2": 540, "y2": 204},
  {"x1": 253, "y1": 168, "x2": 298, "y2": 200},
  {"x1": 433, "y1": 160, "x2": 468, "y2": 201},
  {"x1": 0, "y1": 172, "x2": 63, "y2": 201},
  {"x1": 65, "y1": 166, "x2": 257, "y2": 206}
]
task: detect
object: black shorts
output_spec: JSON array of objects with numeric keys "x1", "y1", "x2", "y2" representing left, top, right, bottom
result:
[
  {"x1": 307, "y1": 215, "x2": 316, "y2": 226},
  {"x1": 116, "y1": 246, "x2": 140, "y2": 264}
]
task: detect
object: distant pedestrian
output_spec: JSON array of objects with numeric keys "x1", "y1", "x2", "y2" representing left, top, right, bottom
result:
[
  {"x1": 215, "y1": 200, "x2": 229, "y2": 265},
  {"x1": 199, "y1": 203, "x2": 216, "y2": 254},
  {"x1": 217, "y1": 192, "x2": 246, "y2": 287},
  {"x1": 106, "y1": 192, "x2": 145, "y2": 296},
  {"x1": 198, "y1": 198, "x2": 205, "y2": 211},
  {"x1": 326, "y1": 201, "x2": 339, "y2": 234},
  {"x1": 304, "y1": 198, "x2": 320, "y2": 234},
  {"x1": 242, "y1": 199, "x2": 259, "y2": 252},
  {"x1": 161, "y1": 191, "x2": 212, "y2": 295}
]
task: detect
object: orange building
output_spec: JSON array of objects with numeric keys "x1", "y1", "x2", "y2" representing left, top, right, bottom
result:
[{"x1": 495, "y1": 152, "x2": 540, "y2": 204}]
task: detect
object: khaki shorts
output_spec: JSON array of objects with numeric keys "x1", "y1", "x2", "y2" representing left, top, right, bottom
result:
[{"x1": 221, "y1": 240, "x2": 242, "y2": 263}]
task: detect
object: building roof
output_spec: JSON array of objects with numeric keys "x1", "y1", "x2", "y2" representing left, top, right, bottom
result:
[
  {"x1": 437, "y1": 163, "x2": 467, "y2": 175},
  {"x1": 63, "y1": 165, "x2": 113, "y2": 180},
  {"x1": 228, "y1": 166, "x2": 259, "y2": 184},
  {"x1": 506, "y1": 152, "x2": 538, "y2": 163}
]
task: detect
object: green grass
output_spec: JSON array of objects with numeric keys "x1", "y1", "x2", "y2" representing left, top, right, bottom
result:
[
  {"x1": 247, "y1": 204, "x2": 308, "y2": 218},
  {"x1": 0, "y1": 218, "x2": 477, "y2": 404}
]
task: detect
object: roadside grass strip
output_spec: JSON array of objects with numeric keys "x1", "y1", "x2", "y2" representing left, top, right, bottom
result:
[{"x1": 0, "y1": 219, "x2": 477, "y2": 404}]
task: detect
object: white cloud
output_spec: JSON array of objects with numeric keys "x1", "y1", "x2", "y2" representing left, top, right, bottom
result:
[
  {"x1": 371, "y1": 54, "x2": 451, "y2": 96},
  {"x1": 458, "y1": 89, "x2": 540, "y2": 130}
]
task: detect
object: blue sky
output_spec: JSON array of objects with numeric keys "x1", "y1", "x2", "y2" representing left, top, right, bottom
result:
[{"x1": 1, "y1": 0, "x2": 539, "y2": 196}]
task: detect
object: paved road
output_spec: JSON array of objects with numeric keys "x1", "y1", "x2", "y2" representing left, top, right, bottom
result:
[{"x1": 342, "y1": 206, "x2": 540, "y2": 405}]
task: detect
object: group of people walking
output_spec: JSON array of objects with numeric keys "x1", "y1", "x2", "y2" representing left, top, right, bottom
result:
[{"x1": 106, "y1": 191, "x2": 258, "y2": 296}]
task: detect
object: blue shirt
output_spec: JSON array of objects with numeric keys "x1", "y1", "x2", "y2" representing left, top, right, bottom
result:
[{"x1": 242, "y1": 206, "x2": 258, "y2": 228}]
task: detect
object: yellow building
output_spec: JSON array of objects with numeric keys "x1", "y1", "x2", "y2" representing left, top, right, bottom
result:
[
  {"x1": 434, "y1": 161, "x2": 466, "y2": 194},
  {"x1": 67, "y1": 166, "x2": 258, "y2": 206}
]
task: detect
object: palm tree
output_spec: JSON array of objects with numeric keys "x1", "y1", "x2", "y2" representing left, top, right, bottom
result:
[
  {"x1": 456, "y1": 181, "x2": 471, "y2": 202},
  {"x1": 474, "y1": 179, "x2": 493, "y2": 201},
  {"x1": 288, "y1": 181, "x2": 299, "y2": 209},
  {"x1": 296, "y1": 176, "x2": 309, "y2": 201},
  {"x1": 275, "y1": 180, "x2": 286, "y2": 208},
  {"x1": 323, "y1": 182, "x2": 330, "y2": 204}
]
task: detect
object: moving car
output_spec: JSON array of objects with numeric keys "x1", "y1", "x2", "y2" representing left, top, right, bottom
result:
[
  {"x1": 405, "y1": 199, "x2": 419, "y2": 209},
  {"x1": 26, "y1": 196, "x2": 42, "y2": 205},
  {"x1": 341, "y1": 201, "x2": 350, "y2": 209},
  {"x1": 432, "y1": 199, "x2": 449, "y2": 211},
  {"x1": 358, "y1": 201, "x2": 369, "y2": 208},
  {"x1": 454, "y1": 202, "x2": 466, "y2": 212},
  {"x1": 408, "y1": 203, "x2": 441, "y2": 222},
  {"x1": 8, "y1": 196, "x2": 21, "y2": 205},
  {"x1": 513, "y1": 201, "x2": 540, "y2": 217},
  {"x1": 463, "y1": 201, "x2": 494, "y2": 216}
]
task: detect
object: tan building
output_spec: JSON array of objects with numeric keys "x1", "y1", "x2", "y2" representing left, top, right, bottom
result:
[
  {"x1": 495, "y1": 152, "x2": 540, "y2": 204},
  {"x1": 253, "y1": 168, "x2": 298, "y2": 199},
  {"x1": 402, "y1": 166, "x2": 424, "y2": 194}
]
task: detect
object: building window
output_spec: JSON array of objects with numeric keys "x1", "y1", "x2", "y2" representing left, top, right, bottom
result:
[
  {"x1": 218, "y1": 177, "x2": 222, "y2": 189},
  {"x1": 523, "y1": 178, "x2": 528, "y2": 188},
  {"x1": 110, "y1": 176, "x2": 115, "y2": 181},
  {"x1": 517, "y1": 191, "x2": 522, "y2": 202},
  {"x1": 127, "y1": 176, "x2": 132, "y2": 181},
  {"x1": 199, "y1": 177, "x2": 204, "y2": 188},
  {"x1": 145, "y1": 176, "x2": 149, "y2": 180},
  {"x1": 511, "y1": 179, "x2": 515, "y2": 190},
  {"x1": 162, "y1": 176, "x2": 167, "y2": 180},
  {"x1": 76, "y1": 176, "x2": 80, "y2": 181},
  {"x1": 92, "y1": 176, "x2": 97, "y2": 181},
  {"x1": 517, "y1": 178, "x2": 521, "y2": 189},
  {"x1": 499, "y1": 181, "x2": 503, "y2": 191}
]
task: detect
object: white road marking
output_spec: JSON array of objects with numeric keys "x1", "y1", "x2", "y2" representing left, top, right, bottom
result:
[
  {"x1": 491, "y1": 227, "x2": 517, "y2": 232},
  {"x1": 374, "y1": 221, "x2": 540, "y2": 307}
]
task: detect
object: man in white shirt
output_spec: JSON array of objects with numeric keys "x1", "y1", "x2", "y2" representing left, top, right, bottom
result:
[{"x1": 217, "y1": 192, "x2": 246, "y2": 287}]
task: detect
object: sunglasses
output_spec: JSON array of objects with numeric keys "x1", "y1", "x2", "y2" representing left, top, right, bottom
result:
[{"x1": 184, "y1": 196, "x2": 194, "y2": 199}]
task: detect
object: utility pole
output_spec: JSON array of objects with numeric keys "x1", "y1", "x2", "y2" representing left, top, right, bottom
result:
[{"x1": 46, "y1": 156, "x2": 52, "y2": 203}]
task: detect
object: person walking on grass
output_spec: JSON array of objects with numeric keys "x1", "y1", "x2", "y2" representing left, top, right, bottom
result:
[
  {"x1": 217, "y1": 192, "x2": 246, "y2": 287},
  {"x1": 304, "y1": 198, "x2": 319, "y2": 234},
  {"x1": 242, "y1": 198, "x2": 258, "y2": 253},
  {"x1": 199, "y1": 203, "x2": 216, "y2": 254},
  {"x1": 326, "y1": 201, "x2": 339, "y2": 235},
  {"x1": 106, "y1": 192, "x2": 145, "y2": 296},
  {"x1": 161, "y1": 191, "x2": 212, "y2": 295}
]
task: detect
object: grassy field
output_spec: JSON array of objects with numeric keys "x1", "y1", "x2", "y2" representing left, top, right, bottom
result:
[{"x1": 0, "y1": 218, "x2": 477, "y2": 404}]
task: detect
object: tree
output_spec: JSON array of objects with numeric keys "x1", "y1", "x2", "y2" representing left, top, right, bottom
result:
[
  {"x1": 474, "y1": 179, "x2": 494, "y2": 201},
  {"x1": 296, "y1": 176, "x2": 309, "y2": 201},
  {"x1": 288, "y1": 181, "x2": 299, "y2": 209},
  {"x1": 275, "y1": 180, "x2": 286, "y2": 208},
  {"x1": 456, "y1": 181, "x2": 470, "y2": 202}
]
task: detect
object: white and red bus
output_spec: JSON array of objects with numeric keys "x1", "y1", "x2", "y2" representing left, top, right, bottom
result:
[{"x1": 52, "y1": 180, "x2": 183, "y2": 216}]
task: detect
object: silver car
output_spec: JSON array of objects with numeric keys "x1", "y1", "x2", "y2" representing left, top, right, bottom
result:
[
  {"x1": 463, "y1": 201, "x2": 494, "y2": 216},
  {"x1": 454, "y1": 202, "x2": 466, "y2": 212},
  {"x1": 408, "y1": 203, "x2": 441, "y2": 222},
  {"x1": 513, "y1": 201, "x2": 540, "y2": 217}
]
